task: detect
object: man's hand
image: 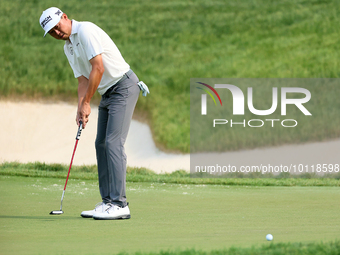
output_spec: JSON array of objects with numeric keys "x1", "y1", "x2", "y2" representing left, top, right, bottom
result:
[{"x1": 78, "y1": 101, "x2": 91, "y2": 129}]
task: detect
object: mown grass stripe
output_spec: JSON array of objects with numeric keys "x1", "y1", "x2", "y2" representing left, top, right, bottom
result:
[{"x1": 1, "y1": 162, "x2": 339, "y2": 186}]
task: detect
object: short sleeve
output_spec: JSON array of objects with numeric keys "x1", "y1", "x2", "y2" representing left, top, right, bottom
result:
[{"x1": 78, "y1": 24, "x2": 104, "y2": 61}]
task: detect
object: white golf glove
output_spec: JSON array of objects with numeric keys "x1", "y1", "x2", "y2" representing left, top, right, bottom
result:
[{"x1": 137, "y1": 81, "x2": 150, "y2": 97}]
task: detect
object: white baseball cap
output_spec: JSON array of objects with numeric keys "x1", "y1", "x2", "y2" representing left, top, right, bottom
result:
[{"x1": 39, "y1": 7, "x2": 63, "y2": 37}]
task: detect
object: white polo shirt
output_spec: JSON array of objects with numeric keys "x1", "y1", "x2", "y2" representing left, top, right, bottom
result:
[{"x1": 64, "y1": 20, "x2": 130, "y2": 95}]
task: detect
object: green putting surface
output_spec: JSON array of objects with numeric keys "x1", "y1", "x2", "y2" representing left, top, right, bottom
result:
[{"x1": 0, "y1": 176, "x2": 339, "y2": 255}]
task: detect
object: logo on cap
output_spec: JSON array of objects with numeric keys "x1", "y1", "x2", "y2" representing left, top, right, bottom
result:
[
  {"x1": 41, "y1": 15, "x2": 52, "y2": 28},
  {"x1": 55, "y1": 10, "x2": 62, "y2": 16}
]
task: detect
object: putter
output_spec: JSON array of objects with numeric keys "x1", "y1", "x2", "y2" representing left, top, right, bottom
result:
[{"x1": 50, "y1": 121, "x2": 83, "y2": 215}]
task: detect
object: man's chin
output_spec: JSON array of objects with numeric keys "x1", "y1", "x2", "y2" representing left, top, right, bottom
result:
[{"x1": 59, "y1": 34, "x2": 69, "y2": 40}]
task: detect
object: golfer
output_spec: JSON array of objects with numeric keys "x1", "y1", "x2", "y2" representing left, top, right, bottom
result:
[{"x1": 40, "y1": 7, "x2": 149, "y2": 220}]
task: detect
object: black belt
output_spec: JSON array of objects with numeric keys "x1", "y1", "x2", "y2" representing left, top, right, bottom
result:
[{"x1": 103, "y1": 69, "x2": 133, "y2": 97}]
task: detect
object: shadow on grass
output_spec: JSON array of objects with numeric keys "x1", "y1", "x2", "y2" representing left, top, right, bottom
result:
[{"x1": 0, "y1": 215, "x2": 82, "y2": 220}]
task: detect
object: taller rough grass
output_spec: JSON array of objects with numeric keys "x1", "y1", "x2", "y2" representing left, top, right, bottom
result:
[
  {"x1": 120, "y1": 241, "x2": 340, "y2": 255},
  {"x1": 1, "y1": 0, "x2": 340, "y2": 152}
]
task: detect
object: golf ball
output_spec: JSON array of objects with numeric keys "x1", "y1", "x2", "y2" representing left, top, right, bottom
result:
[{"x1": 266, "y1": 234, "x2": 273, "y2": 241}]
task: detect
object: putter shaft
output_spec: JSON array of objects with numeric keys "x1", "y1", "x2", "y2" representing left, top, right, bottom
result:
[{"x1": 50, "y1": 122, "x2": 82, "y2": 215}]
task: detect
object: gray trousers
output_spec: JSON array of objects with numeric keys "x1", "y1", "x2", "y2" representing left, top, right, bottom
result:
[{"x1": 95, "y1": 70, "x2": 140, "y2": 207}]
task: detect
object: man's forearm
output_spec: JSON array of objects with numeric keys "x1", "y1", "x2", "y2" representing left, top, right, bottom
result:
[
  {"x1": 82, "y1": 55, "x2": 105, "y2": 105},
  {"x1": 78, "y1": 79, "x2": 88, "y2": 107},
  {"x1": 77, "y1": 54, "x2": 104, "y2": 128},
  {"x1": 82, "y1": 67, "x2": 103, "y2": 104}
]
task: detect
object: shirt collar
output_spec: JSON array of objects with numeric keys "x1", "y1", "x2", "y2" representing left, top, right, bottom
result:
[
  {"x1": 70, "y1": 20, "x2": 79, "y2": 35},
  {"x1": 66, "y1": 20, "x2": 79, "y2": 45}
]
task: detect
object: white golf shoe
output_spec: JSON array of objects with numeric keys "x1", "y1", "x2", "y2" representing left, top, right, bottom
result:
[
  {"x1": 81, "y1": 202, "x2": 110, "y2": 218},
  {"x1": 93, "y1": 203, "x2": 131, "y2": 220}
]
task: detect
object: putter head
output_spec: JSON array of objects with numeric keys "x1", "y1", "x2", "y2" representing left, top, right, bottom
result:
[{"x1": 50, "y1": 210, "x2": 64, "y2": 215}]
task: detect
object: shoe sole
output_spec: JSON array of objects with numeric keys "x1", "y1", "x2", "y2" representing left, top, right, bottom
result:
[
  {"x1": 81, "y1": 214, "x2": 93, "y2": 218},
  {"x1": 93, "y1": 214, "x2": 131, "y2": 220}
]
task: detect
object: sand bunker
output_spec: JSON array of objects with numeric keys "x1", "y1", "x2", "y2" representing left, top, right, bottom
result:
[{"x1": 0, "y1": 101, "x2": 189, "y2": 173}]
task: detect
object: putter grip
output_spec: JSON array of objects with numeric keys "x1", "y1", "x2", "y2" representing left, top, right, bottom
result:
[{"x1": 76, "y1": 121, "x2": 83, "y2": 140}]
